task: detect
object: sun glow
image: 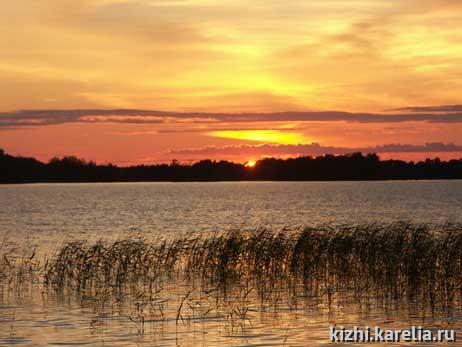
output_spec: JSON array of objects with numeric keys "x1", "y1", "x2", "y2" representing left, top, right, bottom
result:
[
  {"x1": 208, "y1": 130, "x2": 305, "y2": 144},
  {"x1": 245, "y1": 160, "x2": 256, "y2": 168}
]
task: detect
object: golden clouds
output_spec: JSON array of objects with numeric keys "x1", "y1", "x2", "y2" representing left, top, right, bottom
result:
[
  {"x1": 1, "y1": 0, "x2": 462, "y2": 112},
  {"x1": 208, "y1": 130, "x2": 307, "y2": 145}
]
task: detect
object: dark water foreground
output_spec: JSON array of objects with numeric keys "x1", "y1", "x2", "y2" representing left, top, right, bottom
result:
[{"x1": 2, "y1": 223, "x2": 462, "y2": 346}]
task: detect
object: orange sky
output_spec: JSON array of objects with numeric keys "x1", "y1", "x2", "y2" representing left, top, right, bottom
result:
[{"x1": 1, "y1": 0, "x2": 462, "y2": 164}]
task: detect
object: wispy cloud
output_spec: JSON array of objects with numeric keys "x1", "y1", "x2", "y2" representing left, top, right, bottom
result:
[
  {"x1": 170, "y1": 142, "x2": 462, "y2": 157},
  {"x1": 3, "y1": 107, "x2": 462, "y2": 128},
  {"x1": 390, "y1": 105, "x2": 462, "y2": 113}
]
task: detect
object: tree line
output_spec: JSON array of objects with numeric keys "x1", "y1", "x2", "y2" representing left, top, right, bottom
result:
[{"x1": 1, "y1": 148, "x2": 462, "y2": 183}]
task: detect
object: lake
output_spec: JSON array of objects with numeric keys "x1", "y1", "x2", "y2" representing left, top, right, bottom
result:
[
  {"x1": 1, "y1": 181, "x2": 462, "y2": 346},
  {"x1": 1, "y1": 180, "x2": 462, "y2": 242}
]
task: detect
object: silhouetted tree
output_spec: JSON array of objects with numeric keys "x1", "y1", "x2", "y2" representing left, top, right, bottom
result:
[{"x1": 1, "y1": 150, "x2": 462, "y2": 183}]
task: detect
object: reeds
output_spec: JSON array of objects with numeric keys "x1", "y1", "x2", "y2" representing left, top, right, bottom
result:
[{"x1": 3, "y1": 222, "x2": 462, "y2": 308}]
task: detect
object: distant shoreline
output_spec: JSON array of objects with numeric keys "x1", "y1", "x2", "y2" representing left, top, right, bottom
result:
[
  {"x1": 2, "y1": 149, "x2": 462, "y2": 183},
  {"x1": 2, "y1": 178, "x2": 462, "y2": 185}
]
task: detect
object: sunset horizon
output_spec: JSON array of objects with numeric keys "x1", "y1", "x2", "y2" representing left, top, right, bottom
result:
[
  {"x1": 2, "y1": 1, "x2": 462, "y2": 164},
  {"x1": 2, "y1": 104, "x2": 462, "y2": 165}
]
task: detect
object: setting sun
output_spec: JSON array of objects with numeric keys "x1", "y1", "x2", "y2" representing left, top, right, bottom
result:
[{"x1": 245, "y1": 160, "x2": 257, "y2": 168}]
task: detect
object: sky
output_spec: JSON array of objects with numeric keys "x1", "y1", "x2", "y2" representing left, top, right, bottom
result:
[{"x1": 1, "y1": 0, "x2": 462, "y2": 164}]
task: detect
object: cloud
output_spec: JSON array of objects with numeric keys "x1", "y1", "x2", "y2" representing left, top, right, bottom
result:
[
  {"x1": 3, "y1": 107, "x2": 462, "y2": 129},
  {"x1": 390, "y1": 105, "x2": 462, "y2": 113},
  {"x1": 169, "y1": 142, "x2": 462, "y2": 157},
  {"x1": 3, "y1": 0, "x2": 462, "y2": 114}
]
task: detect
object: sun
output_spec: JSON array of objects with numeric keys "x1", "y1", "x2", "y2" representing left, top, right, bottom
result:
[{"x1": 245, "y1": 160, "x2": 256, "y2": 168}]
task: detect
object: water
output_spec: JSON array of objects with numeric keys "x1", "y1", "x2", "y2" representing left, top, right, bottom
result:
[
  {"x1": 1, "y1": 181, "x2": 462, "y2": 240},
  {"x1": 1, "y1": 181, "x2": 462, "y2": 346}
]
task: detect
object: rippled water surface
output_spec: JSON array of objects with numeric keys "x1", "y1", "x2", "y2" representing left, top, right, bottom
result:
[
  {"x1": 1, "y1": 181, "x2": 462, "y2": 346},
  {"x1": 1, "y1": 181, "x2": 462, "y2": 241}
]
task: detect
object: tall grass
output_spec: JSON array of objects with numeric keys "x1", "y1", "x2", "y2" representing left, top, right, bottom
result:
[
  {"x1": 35, "y1": 222, "x2": 462, "y2": 308},
  {"x1": 1, "y1": 222, "x2": 462, "y2": 313}
]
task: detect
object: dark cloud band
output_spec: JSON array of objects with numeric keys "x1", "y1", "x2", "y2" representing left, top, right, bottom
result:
[
  {"x1": 2, "y1": 106, "x2": 462, "y2": 128},
  {"x1": 170, "y1": 143, "x2": 462, "y2": 157}
]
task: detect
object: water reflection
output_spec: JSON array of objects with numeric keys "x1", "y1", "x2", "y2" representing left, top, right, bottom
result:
[
  {"x1": 1, "y1": 282, "x2": 461, "y2": 347},
  {"x1": 3, "y1": 224, "x2": 462, "y2": 346}
]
